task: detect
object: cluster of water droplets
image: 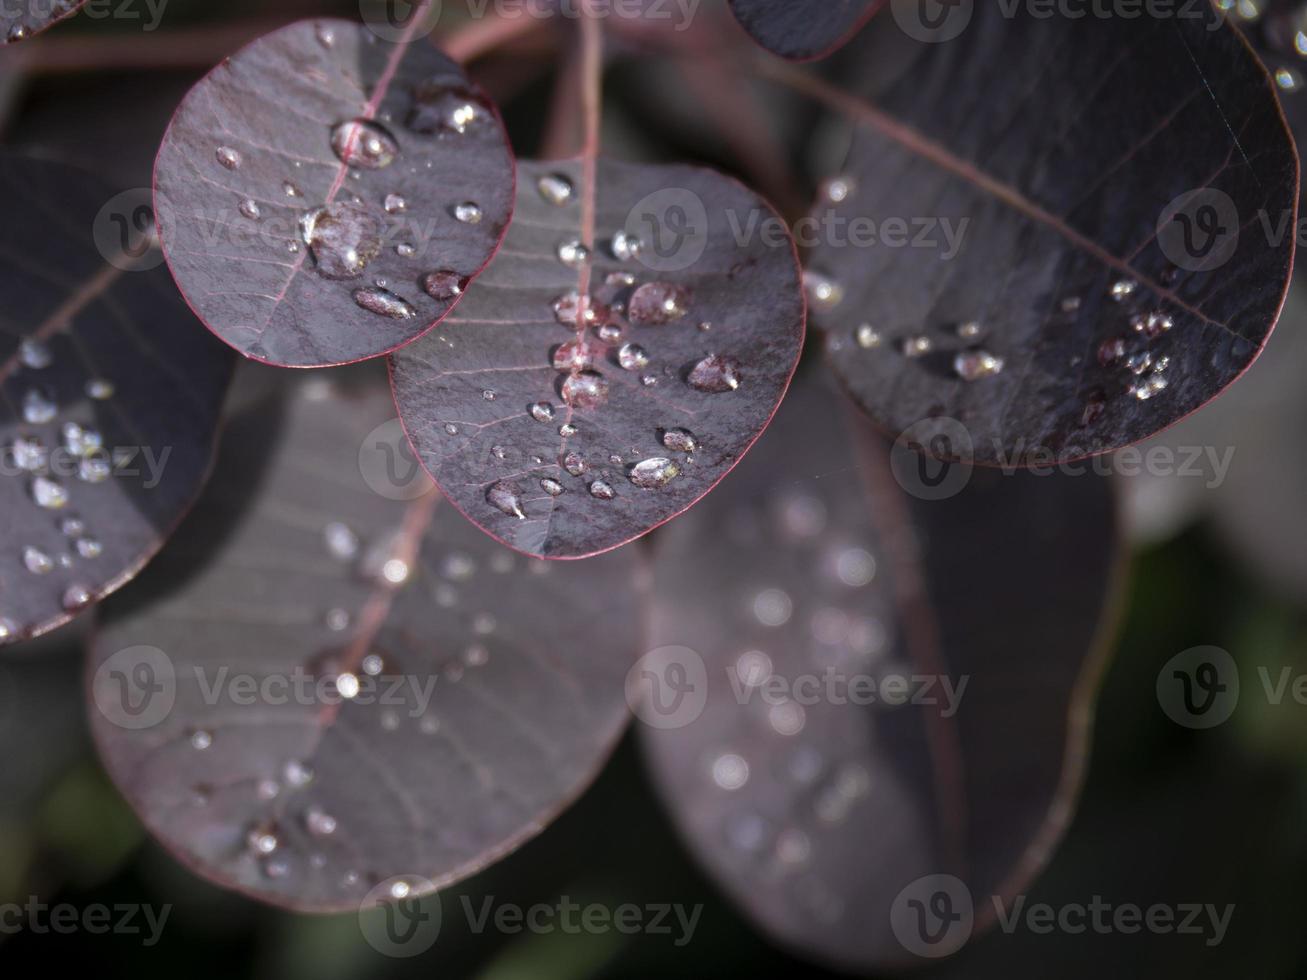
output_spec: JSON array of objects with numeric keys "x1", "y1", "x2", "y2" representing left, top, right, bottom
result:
[
  {"x1": 1075, "y1": 276, "x2": 1176, "y2": 424},
  {"x1": 211, "y1": 52, "x2": 493, "y2": 323}
]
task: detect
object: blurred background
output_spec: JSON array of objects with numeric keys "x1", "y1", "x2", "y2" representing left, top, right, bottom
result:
[{"x1": 2, "y1": 0, "x2": 1307, "y2": 976}]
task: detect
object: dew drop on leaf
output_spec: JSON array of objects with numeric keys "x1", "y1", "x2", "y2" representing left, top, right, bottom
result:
[
  {"x1": 629, "y1": 282, "x2": 690, "y2": 325},
  {"x1": 352, "y1": 287, "x2": 416, "y2": 319},
  {"x1": 687, "y1": 354, "x2": 742, "y2": 393},
  {"x1": 330, "y1": 119, "x2": 399, "y2": 170}
]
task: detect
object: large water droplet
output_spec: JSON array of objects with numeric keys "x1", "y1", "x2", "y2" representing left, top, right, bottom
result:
[
  {"x1": 530, "y1": 401, "x2": 555, "y2": 422},
  {"x1": 618, "y1": 343, "x2": 649, "y2": 371},
  {"x1": 540, "y1": 477, "x2": 564, "y2": 497},
  {"x1": 216, "y1": 146, "x2": 242, "y2": 170},
  {"x1": 32, "y1": 476, "x2": 67, "y2": 510},
  {"x1": 561, "y1": 371, "x2": 610, "y2": 409},
  {"x1": 487, "y1": 481, "x2": 526, "y2": 519},
  {"x1": 302, "y1": 202, "x2": 382, "y2": 279},
  {"x1": 629, "y1": 282, "x2": 690, "y2": 325},
  {"x1": 10, "y1": 436, "x2": 47, "y2": 472},
  {"x1": 453, "y1": 202, "x2": 483, "y2": 224},
  {"x1": 628, "y1": 457, "x2": 680, "y2": 489},
  {"x1": 563, "y1": 452, "x2": 587, "y2": 476},
  {"x1": 407, "y1": 82, "x2": 486, "y2": 134},
  {"x1": 330, "y1": 119, "x2": 398, "y2": 169},
  {"x1": 688, "y1": 354, "x2": 742, "y2": 393},
  {"x1": 588, "y1": 479, "x2": 616, "y2": 500},
  {"x1": 421, "y1": 270, "x2": 466, "y2": 300},
  {"x1": 661, "y1": 428, "x2": 698, "y2": 453},
  {"x1": 552, "y1": 340, "x2": 595, "y2": 371},
  {"x1": 353, "y1": 287, "x2": 416, "y2": 319},
  {"x1": 537, "y1": 173, "x2": 574, "y2": 206}
]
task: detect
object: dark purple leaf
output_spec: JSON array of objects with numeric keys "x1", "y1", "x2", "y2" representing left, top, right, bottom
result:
[
  {"x1": 0, "y1": 154, "x2": 233, "y2": 647},
  {"x1": 1, "y1": 0, "x2": 86, "y2": 44},
  {"x1": 154, "y1": 17, "x2": 516, "y2": 368},
  {"x1": 728, "y1": 0, "x2": 882, "y2": 61},
  {"x1": 88, "y1": 366, "x2": 644, "y2": 911},
  {"x1": 638, "y1": 374, "x2": 1121, "y2": 969},
  {"x1": 390, "y1": 158, "x2": 805, "y2": 559},
  {"x1": 802, "y1": 7, "x2": 1297, "y2": 466}
]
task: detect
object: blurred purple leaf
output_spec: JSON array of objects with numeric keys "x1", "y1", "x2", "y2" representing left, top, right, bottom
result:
[
  {"x1": 1, "y1": 0, "x2": 85, "y2": 44},
  {"x1": 88, "y1": 366, "x2": 645, "y2": 911},
  {"x1": 728, "y1": 0, "x2": 882, "y2": 60},
  {"x1": 639, "y1": 374, "x2": 1121, "y2": 969},
  {"x1": 804, "y1": 7, "x2": 1297, "y2": 466},
  {"x1": 390, "y1": 158, "x2": 805, "y2": 559},
  {"x1": 154, "y1": 17, "x2": 516, "y2": 368},
  {"x1": 0, "y1": 154, "x2": 233, "y2": 646}
]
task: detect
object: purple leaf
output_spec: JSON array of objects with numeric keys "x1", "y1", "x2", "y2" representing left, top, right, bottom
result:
[
  {"x1": 1, "y1": 0, "x2": 86, "y2": 44},
  {"x1": 0, "y1": 154, "x2": 233, "y2": 647},
  {"x1": 728, "y1": 0, "x2": 882, "y2": 61},
  {"x1": 390, "y1": 158, "x2": 805, "y2": 559},
  {"x1": 87, "y1": 367, "x2": 644, "y2": 911},
  {"x1": 154, "y1": 17, "x2": 516, "y2": 368},
  {"x1": 803, "y1": 8, "x2": 1297, "y2": 466},
  {"x1": 638, "y1": 375, "x2": 1121, "y2": 969}
]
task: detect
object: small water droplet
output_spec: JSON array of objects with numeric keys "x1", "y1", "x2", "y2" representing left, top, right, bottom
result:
[
  {"x1": 285, "y1": 760, "x2": 314, "y2": 787},
  {"x1": 32, "y1": 476, "x2": 67, "y2": 510},
  {"x1": 552, "y1": 290, "x2": 606, "y2": 327},
  {"x1": 330, "y1": 119, "x2": 398, "y2": 169},
  {"x1": 753, "y1": 588, "x2": 793, "y2": 627},
  {"x1": 557, "y1": 239, "x2": 589, "y2": 267},
  {"x1": 487, "y1": 481, "x2": 526, "y2": 519},
  {"x1": 804, "y1": 271, "x2": 843, "y2": 311},
  {"x1": 420, "y1": 269, "x2": 466, "y2": 300},
  {"x1": 384, "y1": 194, "x2": 408, "y2": 215},
  {"x1": 1130, "y1": 374, "x2": 1169, "y2": 400},
  {"x1": 563, "y1": 452, "x2": 587, "y2": 477},
  {"x1": 559, "y1": 423, "x2": 578, "y2": 437},
  {"x1": 1060, "y1": 295, "x2": 1082, "y2": 313},
  {"x1": 316, "y1": 23, "x2": 336, "y2": 46},
  {"x1": 396, "y1": 242, "x2": 417, "y2": 258},
  {"x1": 78, "y1": 457, "x2": 111, "y2": 484},
  {"x1": 956, "y1": 320, "x2": 983, "y2": 340},
  {"x1": 629, "y1": 282, "x2": 690, "y2": 325},
  {"x1": 247, "y1": 824, "x2": 280, "y2": 856},
  {"x1": 61, "y1": 517, "x2": 85, "y2": 537},
  {"x1": 552, "y1": 339, "x2": 595, "y2": 371},
  {"x1": 216, "y1": 146, "x2": 242, "y2": 170},
  {"x1": 822, "y1": 176, "x2": 855, "y2": 202},
  {"x1": 453, "y1": 202, "x2": 483, "y2": 224},
  {"x1": 353, "y1": 287, "x2": 416, "y2": 319},
  {"x1": 611, "y1": 231, "x2": 642, "y2": 261},
  {"x1": 661, "y1": 428, "x2": 698, "y2": 452},
  {"x1": 284, "y1": 181, "x2": 302, "y2": 198},
  {"x1": 712, "y1": 753, "x2": 750, "y2": 791},
  {"x1": 1132, "y1": 310, "x2": 1173, "y2": 338},
  {"x1": 19, "y1": 339, "x2": 51, "y2": 369},
  {"x1": 537, "y1": 173, "x2": 575, "y2": 206},
  {"x1": 190, "y1": 729, "x2": 213, "y2": 750},
  {"x1": 855, "y1": 324, "x2": 881, "y2": 349},
  {"x1": 0, "y1": 618, "x2": 15, "y2": 641},
  {"x1": 688, "y1": 354, "x2": 742, "y2": 393},
  {"x1": 628, "y1": 457, "x2": 680, "y2": 489},
  {"x1": 238, "y1": 200, "x2": 261, "y2": 224},
  {"x1": 541, "y1": 477, "x2": 564, "y2": 496},
  {"x1": 61, "y1": 583, "x2": 92, "y2": 610},
  {"x1": 901, "y1": 336, "x2": 932, "y2": 358},
  {"x1": 1110, "y1": 278, "x2": 1137, "y2": 302},
  {"x1": 22, "y1": 389, "x2": 56, "y2": 424},
  {"x1": 1097, "y1": 337, "x2": 1127, "y2": 366},
  {"x1": 483, "y1": 390, "x2": 497, "y2": 402},
  {"x1": 85, "y1": 378, "x2": 115, "y2": 400},
  {"x1": 324, "y1": 521, "x2": 359, "y2": 561},
  {"x1": 588, "y1": 479, "x2": 616, "y2": 500},
  {"x1": 597, "y1": 323, "x2": 623, "y2": 344},
  {"x1": 23, "y1": 546, "x2": 53, "y2": 575},
  {"x1": 1277, "y1": 66, "x2": 1303, "y2": 91},
  {"x1": 530, "y1": 401, "x2": 555, "y2": 422},
  {"x1": 618, "y1": 343, "x2": 649, "y2": 371},
  {"x1": 76, "y1": 538, "x2": 102, "y2": 559},
  {"x1": 305, "y1": 806, "x2": 338, "y2": 836},
  {"x1": 561, "y1": 371, "x2": 610, "y2": 409},
  {"x1": 953, "y1": 349, "x2": 1005, "y2": 381},
  {"x1": 1126, "y1": 351, "x2": 1153, "y2": 375}
]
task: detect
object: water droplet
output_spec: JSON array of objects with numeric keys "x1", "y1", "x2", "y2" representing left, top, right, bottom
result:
[
  {"x1": 1060, "y1": 295, "x2": 1082, "y2": 313},
  {"x1": 10, "y1": 436, "x2": 47, "y2": 472},
  {"x1": 32, "y1": 476, "x2": 67, "y2": 510},
  {"x1": 1130, "y1": 374, "x2": 1169, "y2": 400},
  {"x1": 0, "y1": 618, "x2": 14, "y2": 641},
  {"x1": 63, "y1": 422, "x2": 102, "y2": 457},
  {"x1": 1126, "y1": 352, "x2": 1153, "y2": 375},
  {"x1": 78, "y1": 457, "x2": 110, "y2": 484},
  {"x1": 23, "y1": 546, "x2": 53, "y2": 575},
  {"x1": 306, "y1": 806, "x2": 337, "y2": 836},
  {"x1": 769, "y1": 700, "x2": 806, "y2": 736},
  {"x1": 901, "y1": 336, "x2": 932, "y2": 358},
  {"x1": 61, "y1": 517, "x2": 85, "y2": 537},
  {"x1": 563, "y1": 452, "x2": 587, "y2": 476},
  {"x1": 190, "y1": 729, "x2": 213, "y2": 750},
  {"x1": 315, "y1": 23, "x2": 335, "y2": 46},
  {"x1": 552, "y1": 290, "x2": 606, "y2": 327},
  {"x1": 611, "y1": 231, "x2": 642, "y2": 261},
  {"x1": 561, "y1": 371, "x2": 610, "y2": 409},
  {"x1": 483, "y1": 390, "x2": 497, "y2": 403},
  {"x1": 353, "y1": 287, "x2": 416, "y2": 319},
  {"x1": 419, "y1": 269, "x2": 465, "y2": 301},
  {"x1": 552, "y1": 339, "x2": 596, "y2": 371},
  {"x1": 1097, "y1": 337, "x2": 1127, "y2": 366},
  {"x1": 753, "y1": 588, "x2": 793, "y2": 627},
  {"x1": 1277, "y1": 66, "x2": 1303, "y2": 91},
  {"x1": 330, "y1": 119, "x2": 398, "y2": 169},
  {"x1": 487, "y1": 481, "x2": 526, "y2": 519},
  {"x1": 628, "y1": 457, "x2": 680, "y2": 489},
  {"x1": 953, "y1": 349, "x2": 1005, "y2": 381},
  {"x1": 1110, "y1": 278, "x2": 1137, "y2": 302},
  {"x1": 22, "y1": 389, "x2": 56, "y2": 424},
  {"x1": 247, "y1": 824, "x2": 280, "y2": 856},
  {"x1": 335, "y1": 672, "x2": 361, "y2": 699},
  {"x1": 629, "y1": 282, "x2": 690, "y2": 325},
  {"x1": 1132, "y1": 310, "x2": 1173, "y2": 338},
  {"x1": 822, "y1": 176, "x2": 855, "y2": 203},
  {"x1": 836, "y1": 548, "x2": 876, "y2": 587},
  {"x1": 588, "y1": 479, "x2": 616, "y2": 500},
  {"x1": 61, "y1": 583, "x2": 92, "y2": 610},
  {"x1": 597, "y1": 323, "x2": 623, "y2": 344},
  {"x1": 559, "y1": 423, "x2": 578, "y2": 437},
  {"x1": 537, "y1": 173, "x2": 575, "y2": 206},
  {"x1": 216, "y1": 146, "x2": 242, "y2": 170},
  {"x1": 324, "y1": 522, "x2": 359, "y2": 561},
  {"x1": 325, "y1": 607, "x2": 351, "y2": 631},
  {"x1": 285, "y1": 760, "x2": 314, "y2": 787},
  {"x1": 396, "y1": 242, "x2": 417, "y2": 258},
  {"x1": 618, "y1": 343, "x2": 649, "y2": 371},
  {"x1": 541, "y1": 477, "x2": 564, "y2": 496},
  {"x1": 855, "y1": 324, "x2": 881, "y2": 349},
  {"x1": 85, "y1": 379, "x2": 115, "y2": 400},
  {"x1": 530, "y1": 401, "x2": 555, "y2": 422},
  {"x1": 804, "y1": 271, "x2": 843, "y2": 311},
  {"x1": 76, "y1": 538, "x2": 102, "y2": 559},
  {"x1": 302, "y1": 202, "x2": 382, "y2": 279},
  {"x1": 661, "y1": 428, "x2": 698, "y2": 452},
  {"x1": 712, "y1": 753, "x2": 749, "y2": 791},
  {"x1": 453, "y1": 202, "x2": 483, "y2": 224},
  {"x1": 19, "y1": 339, "x2": 51, "y2": 369},
  {"x1": 956, "y1": 320, "x2": 983, "y2": 340},
  {"x1": 283, "y1": 181, "x2": 302, "y2": 198},
  {"x1": 381, "y1": 559, "x2": 409, "y2": 585},
  {"x1": 557, "y1": 239, "x2": 589, "y2": 267},
  {"x1": 383, "y1": 194, "x2": 408, "y2": 216},
  {"x1": 688, "y1": 354, "x2": 742, "y2": 393}
]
